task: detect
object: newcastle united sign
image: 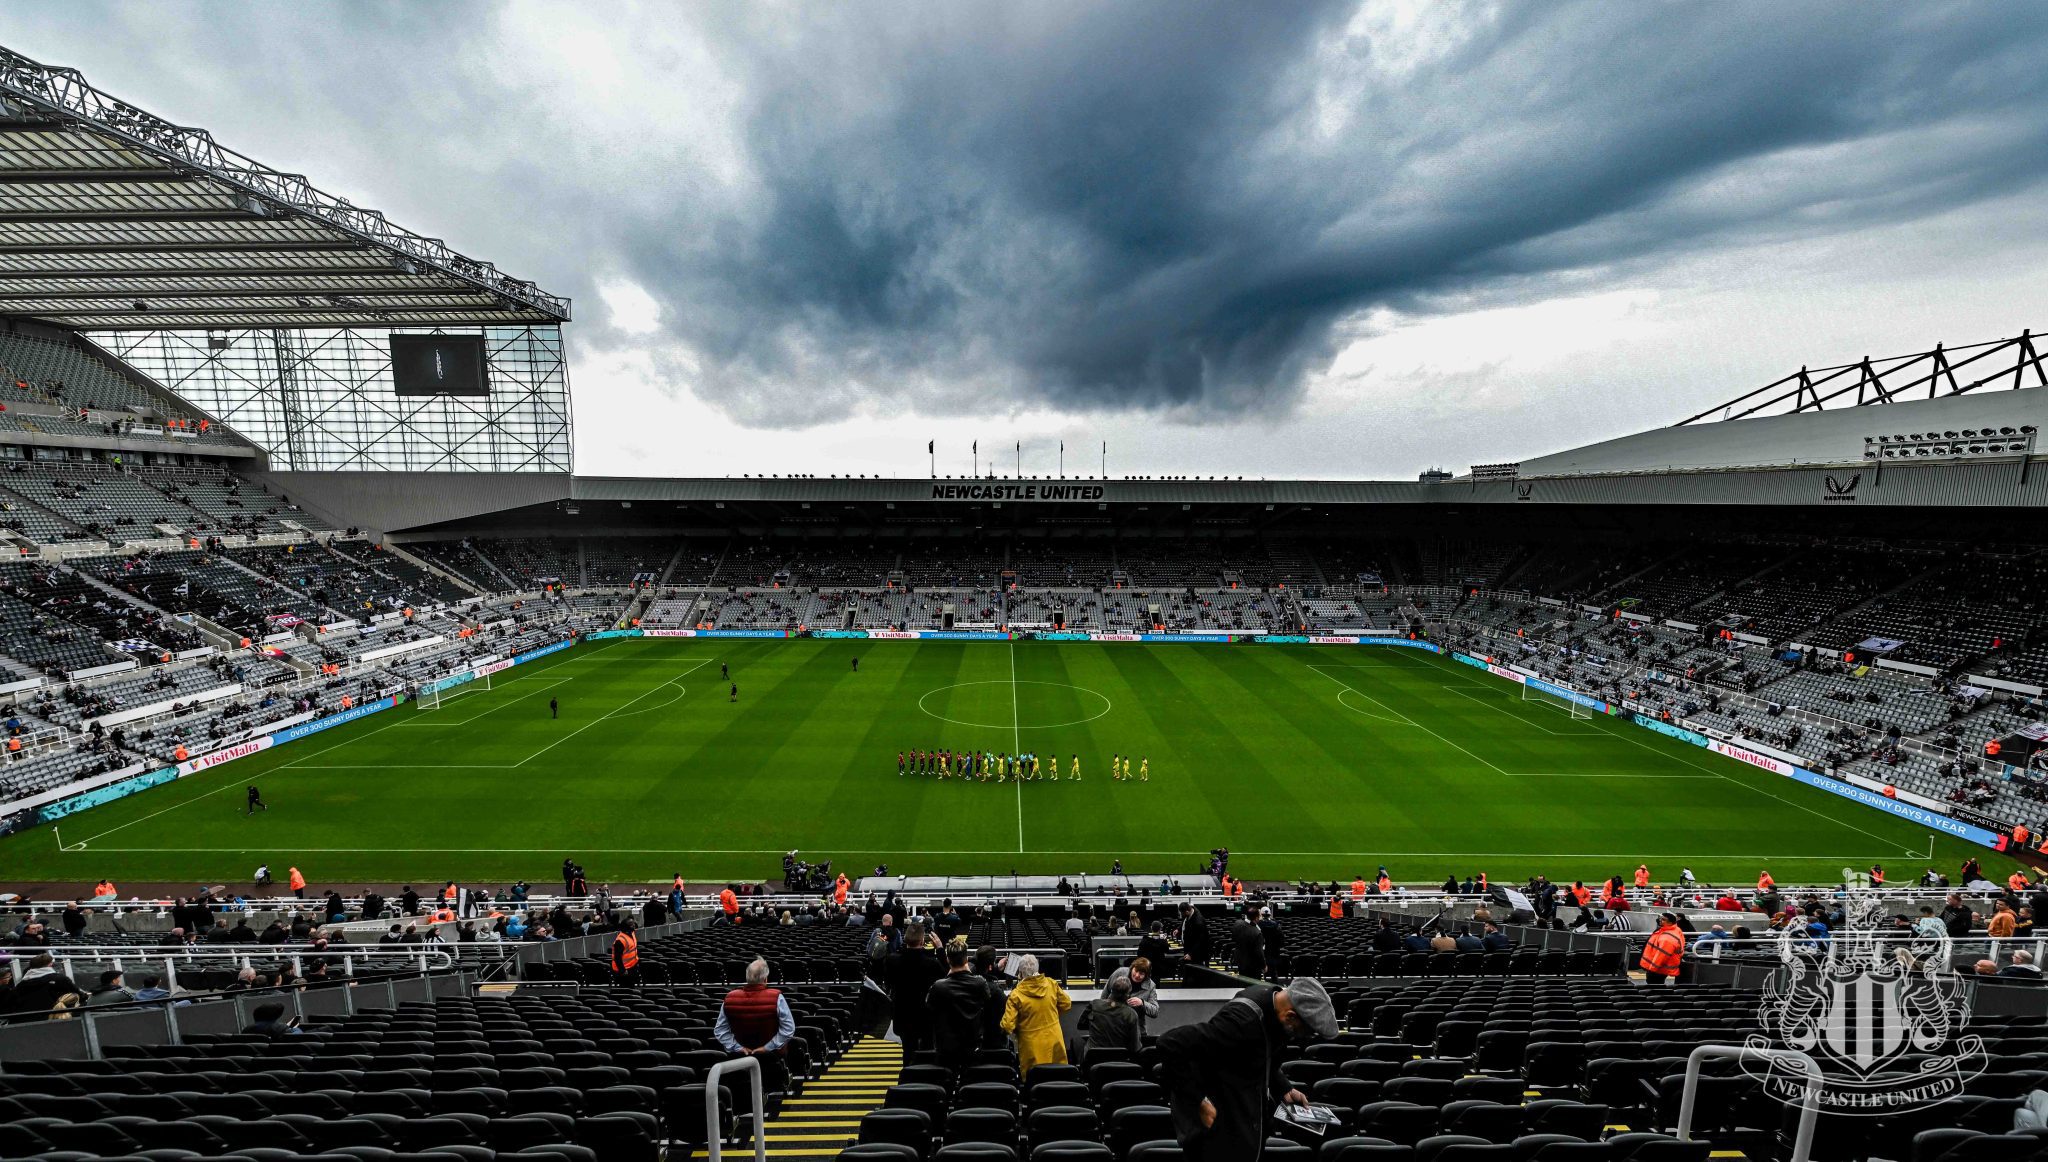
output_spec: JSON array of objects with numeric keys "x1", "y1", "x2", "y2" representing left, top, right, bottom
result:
[{"x1": 931, "y1": 484, "x2": 1107, "y2": 502}]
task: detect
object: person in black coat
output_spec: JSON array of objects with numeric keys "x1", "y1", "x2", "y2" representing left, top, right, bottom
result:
[
  {"x1": 1230, "y1": 908, "x2": 1265, "y2": 978},
  {"x1": 1136, "y1": 922, "x2": 1173, "y2": 978},
  {"x1": 8, "y1": 954, "x2": 79, "y2": 1014},
  {"x1": 884, "y1": 922, "x2": 946, "y2": 1051},
  {"x1": 973, "y1": 944, "x2": 1010, "y2": 1044},
  {"x1": 1158, "y1": 981, "x2": 1338, "y2": 1162},
  {"x1": 1181, "y1": 905, "x2": 1212, "y2": 967},
  {"x1": 927, "y1": 944, "x2": 1000, "y2": 1073}
]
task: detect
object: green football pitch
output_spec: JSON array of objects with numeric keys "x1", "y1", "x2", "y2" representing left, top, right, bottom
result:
[{"x1": 0, "y1": 637, "x2": 1986, "y2": 887}]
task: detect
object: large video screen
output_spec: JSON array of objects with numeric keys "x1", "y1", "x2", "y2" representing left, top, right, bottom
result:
[{"x1": 391, "y1": 334, "x2": 489, "y2": 396}]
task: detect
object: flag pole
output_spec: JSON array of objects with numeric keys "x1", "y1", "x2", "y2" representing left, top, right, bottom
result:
[
  {"x1": 1101, "y1": 440, "x2": 1106, "y2": 478},
  {"x1": 1015, "y1": 440, "x2": 1021, "y2": 477},
  {"x1": 1059, "y1": 440, "x2": 1064, "y2": 478}
]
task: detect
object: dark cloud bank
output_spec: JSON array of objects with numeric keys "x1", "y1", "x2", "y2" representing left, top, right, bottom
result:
[{"x1": 14, "y1": 2, "x2": 2048, "y2": 426}]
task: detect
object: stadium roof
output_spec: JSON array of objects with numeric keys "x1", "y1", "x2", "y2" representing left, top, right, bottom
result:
[{"x1": 0, "y1": 45, "x2": 570, "y2": 332}]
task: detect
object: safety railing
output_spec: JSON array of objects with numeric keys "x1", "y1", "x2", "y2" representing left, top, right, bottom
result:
[
  {"x1": 1678, "y1": 1044, "x2": 1820, "y2": 1162},
  {"x1": 703, "y1": 1055, "x2": 768, "y2": 1162},
  {"x1": 19, "y1": 943, "x2": 457, "y2": 996}
]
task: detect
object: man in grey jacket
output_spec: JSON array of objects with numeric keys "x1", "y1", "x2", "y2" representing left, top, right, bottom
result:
[{"x1": 87, "y1": 969, "x2": 135, "y2": 1007}]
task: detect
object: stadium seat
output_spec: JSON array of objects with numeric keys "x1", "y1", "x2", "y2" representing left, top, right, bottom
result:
[{"x1": 1027, "y1": 1106, "x2": 1102, "y2": 1149}]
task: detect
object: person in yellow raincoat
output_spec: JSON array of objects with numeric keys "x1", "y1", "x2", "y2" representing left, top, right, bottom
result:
[{"x1": 1000, "y1": 953, "x2": 1071, "y2": 1078}]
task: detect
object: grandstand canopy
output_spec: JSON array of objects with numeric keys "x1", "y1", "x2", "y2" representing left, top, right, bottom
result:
[{"x1": 0, "y1": 45, "x2": 569, "y2": 332}]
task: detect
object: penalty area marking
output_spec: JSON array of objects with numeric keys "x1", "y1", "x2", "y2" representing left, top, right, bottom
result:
[
  {"x1": 1335, "y1": 688, "x2": 1410, "y2": 726},
  {"x1": 1401, "y1": 649, "x2": 1927, "y2": 857},
  {"x1": 1434, "y1": 682, "x2": 1602, "y2": 737},
  {"x1": 54, "y1": 651, "x2": 708, "y2": 848},
  {"x1": 918, "y1": 680, "x2": 1113, "y2": 731}
]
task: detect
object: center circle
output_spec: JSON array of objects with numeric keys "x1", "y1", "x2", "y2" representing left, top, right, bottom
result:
[{"x1": 917, "y1": 681, "x2": 1114, "y2": 730}]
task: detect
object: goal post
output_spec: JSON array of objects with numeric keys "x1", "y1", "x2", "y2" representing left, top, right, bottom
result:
[
  {"x1": 418, "y1": 669, "x2": 490, "y2": 711},
  {"x1": 1521, "y1": 676, "x2": 1592, "y2": 719}
]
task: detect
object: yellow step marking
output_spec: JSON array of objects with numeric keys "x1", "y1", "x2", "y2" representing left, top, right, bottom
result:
[
  {"x1": 765, "y1": 1120, "x2": 864, "y2": 1128},
  {"x1": 691, "y1": 1150, "x2": 868, "y2": 1158},
  {"x1": 767, "y1": 1132, "x2": 861, "y2": 1142}
]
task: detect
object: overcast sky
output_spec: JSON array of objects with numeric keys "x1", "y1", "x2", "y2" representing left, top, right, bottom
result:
[{"x1": 11, "y1": 2, "x2": 2048, "y2": 479}]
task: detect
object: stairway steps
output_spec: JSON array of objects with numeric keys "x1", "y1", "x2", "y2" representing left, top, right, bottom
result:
[{"x1": 697, "y1": 1036, "x2": 903, "y2": 1162}]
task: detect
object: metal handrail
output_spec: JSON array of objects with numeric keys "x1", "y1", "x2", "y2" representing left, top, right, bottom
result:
[
  {"x1": 703, "y1": 1055, "x2": 767, "y2": 1162},
  {"x1": 1678, "y1": 1044, "x2": 1820, "y2": 1162},
  {"x1": 32, "y1": 943, "x2": 456, "y2": 995}
]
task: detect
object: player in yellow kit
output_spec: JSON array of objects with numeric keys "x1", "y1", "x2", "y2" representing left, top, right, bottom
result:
[
  {"x1": 1110, "y1": 753, "x2": 1121, "y2": 781},
  {"x1": 1139, "y1": 757, "x2": 1149, "y2": 782},
  {"x1": 1069, "y1": 754, "x2": 1080, "y2": 781}
]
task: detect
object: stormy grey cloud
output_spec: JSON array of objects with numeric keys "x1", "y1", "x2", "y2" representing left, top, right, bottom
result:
[{"x1": 8, "y1": 1, "x2": 2048, "y2": 468}]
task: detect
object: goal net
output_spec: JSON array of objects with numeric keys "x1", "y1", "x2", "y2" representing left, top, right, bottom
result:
[
  {"x1": 1522, "y1": 677, "x2": 1592, "y2": 720},
  {"x1": 418, "y1": 670, "x2": 490, "y2": 711}
]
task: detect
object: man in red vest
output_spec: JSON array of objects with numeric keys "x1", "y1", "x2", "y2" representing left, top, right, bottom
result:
[{"x1": 717, "y1": 957, "x2": 796, "y2": 1094}]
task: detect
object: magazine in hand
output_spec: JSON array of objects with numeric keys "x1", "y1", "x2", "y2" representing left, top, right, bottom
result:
[{"x1": 1273, "y1": 1103, "x2": 1343, "y2": 1135}]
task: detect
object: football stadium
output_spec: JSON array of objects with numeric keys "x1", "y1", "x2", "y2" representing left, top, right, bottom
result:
[{"x1": 2, "y1": 23, "x2": 2048, "y2": 1162}]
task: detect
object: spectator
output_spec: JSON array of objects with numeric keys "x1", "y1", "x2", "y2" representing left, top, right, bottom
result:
[
  {"x1": 884, "y1": 922, "x2": 945, "y2": 1051},
  {"x1": 715, "y1": 958, "x2": 796, "y2": 1094},
  {"x1": 1180, "y1": 904, "x2": 1212, "y2": 967},
  {"x1": 1480, "y1": 922, "x2": 1511, "y2": 952},
  {"x1": 243, "y1": 1001, "x2": 300, "y2": 1037},
  {"x1": 9, "y1": 953, "x2": 78, "y2": 1013},
  {"x1": 2001, "y1": 950, "x2": 2044, "y2": 981},
  {"x1": 927, "y1": 943, "x2": 1000, "y2": 1075},
  {"x1": 1080, "y1": 973, "x2": 1143, "y2": 1064},
  {"x1": 1136, "y1": 922, "x2": 1172, "y2": 974},
  {"x1": 86, "y1": 969, "x2": 134, "y2": 1007},
  {"x1": 1429, "y1": 929, "x2": 1458, "y2": 953},
  {"x1": 132, "y1": 973, "x2": 173, "y2": 1004},
  {"x1": 1941, "y1": 893, "x2": 1976, "y2": 938},
  {"x1": 1913, "y1": 906, "x2": 1946, "y2": 941},
  {"x1": 1106, "y1": 957, "x2": 1161, "y2": 1035},
  {"x1": 1001, "y1": 953, "x2": 1071, "y2": 1078},
  {"x1": 224, "y1": 967, "x2": 259, "y2": 992},
  {"x1": 1988, "y1": 902, "x2": 2018, "y2": 939},
  {"x1": 1158, "y1": 978, "x2": 1337, "y2": 1162},
  {"x1": 1230, "y1": 907, "x2": 1265, "y2": 978}
]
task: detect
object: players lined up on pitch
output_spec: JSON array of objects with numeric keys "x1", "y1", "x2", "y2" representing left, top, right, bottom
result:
[{"x1": 897, "y1": 748, "x2": 1150, "y2": 781}]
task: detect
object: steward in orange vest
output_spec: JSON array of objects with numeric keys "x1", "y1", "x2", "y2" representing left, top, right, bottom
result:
[
  {"x1": 611, "y1": 921, "x2": 641, "y2": 984},
  {"x1": 1328, "y1": 896, "x2": 1344, "y2": 919},
  {"x1": 1640, "y1": 914, "x2": 1685, "y2": 983},
  {"x1": 1634, "y1": 865, "x2": 1650, "y2": 889},
  {"x1": 1350, "y1": 877, "x2": 1367, "y2": 899}
]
